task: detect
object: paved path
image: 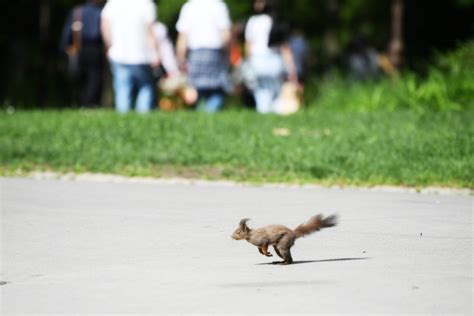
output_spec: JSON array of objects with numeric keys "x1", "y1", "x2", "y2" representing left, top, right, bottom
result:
[{"x1": 1, "y1": 177, "x2": 472, "y2": 314}]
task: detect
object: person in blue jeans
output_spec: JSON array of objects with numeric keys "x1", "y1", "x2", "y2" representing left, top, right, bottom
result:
[
  {"x1": 101, "y1": 0, "x2": 160, "y2": 113},
  {"x1": 109, "y1": 63, "x2": 156, "y2": 113},
  {"x1": 245, "y1": 0, "x2": 299, "y2": 114}
]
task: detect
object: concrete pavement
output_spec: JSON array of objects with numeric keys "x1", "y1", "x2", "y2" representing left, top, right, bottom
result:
[{"x1": 1, "y1": 177, "x2": 472, "y2": 314}]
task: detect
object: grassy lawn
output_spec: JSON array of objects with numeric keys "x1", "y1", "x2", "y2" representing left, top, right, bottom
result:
[{"x1": 1, "y1": 108, "x2": 472, "y2": 188}]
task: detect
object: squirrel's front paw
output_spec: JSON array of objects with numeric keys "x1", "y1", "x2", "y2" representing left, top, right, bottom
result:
[{"x1": 265, "y1": 252, "x2": 273, "y2": 257}]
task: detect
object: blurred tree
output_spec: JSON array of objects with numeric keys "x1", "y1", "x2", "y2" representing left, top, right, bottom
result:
[
  {"x1": 323, "y1": 0, "x2": 341, "y2": 64},
  {"x1": 388, "y1": 0, "x2": 404, "y2": 69},
  {"x1": 38, "y1": 0, "x2": 52, "y2": 107},
  {"x1": 456, "y1": 0, "x2": 474, "y2": 5}
]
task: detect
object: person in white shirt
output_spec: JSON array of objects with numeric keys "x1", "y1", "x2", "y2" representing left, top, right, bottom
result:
[
  {"x1": 175, "y1": 0, "x2": 232, "y2": 113},
  {"x1": 245, "y1": 0, "x2": 298, "y2": 114},
  {"x1": 101, "y1": 0, "x2": 160, "y2": 113}
]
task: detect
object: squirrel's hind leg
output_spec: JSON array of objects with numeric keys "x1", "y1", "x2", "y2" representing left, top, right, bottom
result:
[
  {"x1": 276, "y1": 247, "x2": 293, "y2": 264},
  {"x1": 273, "y1": 246, "x2": 284, "y2": 259},
  {"x1": 275, "y1": 234, "x2": 295, "y2": 264}
]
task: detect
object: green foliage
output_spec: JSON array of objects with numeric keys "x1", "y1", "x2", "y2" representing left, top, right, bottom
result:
[
  {"x1": 1, "y1": 109, "x2": 472, "y2": 188},
  {"x1": 159, "y1": 0, "x2": 252, "y2": 25},
  {"x1": 158, "y1": 0, "x2": 187, "y2": 25},
  {"x1": 310, "y1": 41, "x2": 474, "y2": 112},
  {"x1": 456, "y1": 0, "x2": 474, "y2": 7}
]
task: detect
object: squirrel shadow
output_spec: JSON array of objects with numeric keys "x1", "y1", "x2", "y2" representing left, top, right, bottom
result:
[{"x1": 256, "y1": 257, "x2": 370, "y2": 266}]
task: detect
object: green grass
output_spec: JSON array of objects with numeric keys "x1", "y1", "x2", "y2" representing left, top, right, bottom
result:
[
  {"x1": 307, "y1": 41, "x2": 474, "y2": 112},
  {"x1": 0, "y1": 108, "x2": 472, "y2": 188}
]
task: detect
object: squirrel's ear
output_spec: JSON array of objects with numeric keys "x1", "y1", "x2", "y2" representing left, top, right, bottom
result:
[{"x1": 239, "y1": 218, "x2": 250, "y2": 230}]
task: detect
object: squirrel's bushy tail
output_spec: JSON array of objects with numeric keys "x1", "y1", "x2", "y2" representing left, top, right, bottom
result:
[{"x1": 294, "y1": 214, "x2": 338, "y2": 238}]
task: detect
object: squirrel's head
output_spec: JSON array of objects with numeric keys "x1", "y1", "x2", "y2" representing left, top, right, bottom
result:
[{"x1": 231, "y1": 218, "x2": 251, "y2": 240}]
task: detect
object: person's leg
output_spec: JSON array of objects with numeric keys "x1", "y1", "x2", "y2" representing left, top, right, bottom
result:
[
  {"x1": 250, "y1": 53, "x2": 283, "y2": 114},
  {"x1": 268, "y1": 77, "x2": 283, "y2": 113},
  {"x1": 80, "y1": 45, "x2": 104, "y2": 107},
  {"x1": 195, "y1": 89, "x2": 209, "y2": 111},
  {"x1": 82, "y1": 65, "x2": 103, "y2": 107},
  {"x1": 111, "y1": 62, "x2": 133, "y2": 113},
  {"x1": 134, "y1": 65, "x2": 156, "y2": 114},
  {"x1": 88, "y1": 46, "x2": 105, "y2": 107},
  {"x1": 74, "y1": 52, "x2": 86, "y2": 107},
  {"x1": 203, "y1": 89, "x2": 225, "y2": 113},
  {"x1": 254, "y1": 88, "x2": 274, "y2": 114}
]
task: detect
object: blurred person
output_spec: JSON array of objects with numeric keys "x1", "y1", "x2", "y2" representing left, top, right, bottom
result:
[
  {"x1": 288, "y1": 29, "x2": 310, "y2": 83},
  {"x1": 153, "y1": 22, "x2": 180, "y2": 78},
  {"x1": 229, "y1": 21, "x2": 256, "y2": 108},
  {"x1": 229, "y1": 22, "x2": 245, "y2": 69},
  {"x1": 101, "y1": 0, "x2": 160, "y2": 113},
  {"x1": 347, "y1": 36, "x2": 380, "y2": 81},
  {"x1": 60, "y1": 0, "x2": 106, "y2": 108},
  {"x1": 245, "y1": 0, "x2": 299, "y2": 114},
  {"x1": 175, "y1": 0, "x2": 232, "y2": 113},
  {"x1": 153, "y1": 21, "x2": 198, "y2": 111}
]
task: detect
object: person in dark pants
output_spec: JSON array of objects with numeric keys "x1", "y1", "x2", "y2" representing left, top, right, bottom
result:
[{"x1": 60, "y1": 0, "x2": 106, "y2": 108}]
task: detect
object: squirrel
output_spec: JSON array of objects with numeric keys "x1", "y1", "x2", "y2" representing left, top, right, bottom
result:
[{"x1": 231, "y1": 214, "x2": 338, "y2": 265}]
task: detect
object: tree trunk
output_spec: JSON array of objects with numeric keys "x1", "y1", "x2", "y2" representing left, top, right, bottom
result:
[
  {"x1": 388, "y1": 0, "x2": 404, "y2": 69},
  {"x1": 37, "y1": 0, "x2": 51, "y2": 107},
  {"x1": 323, "y1": 0, "x2": 340, "y2": 65}
]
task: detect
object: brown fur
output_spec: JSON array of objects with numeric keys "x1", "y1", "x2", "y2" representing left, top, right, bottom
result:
[{"x1": 231, "y1": 214, "x2": 338, "y2": 264}]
